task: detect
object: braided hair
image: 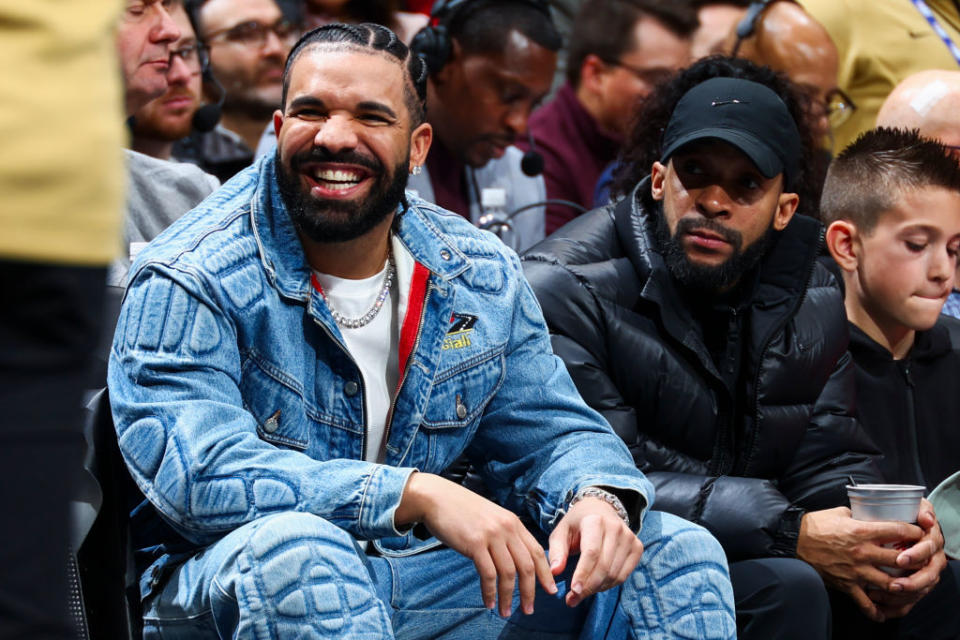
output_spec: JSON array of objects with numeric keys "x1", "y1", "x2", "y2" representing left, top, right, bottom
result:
[{"x1": 281, "y1": 22, "x2": 428, "y2": 126}]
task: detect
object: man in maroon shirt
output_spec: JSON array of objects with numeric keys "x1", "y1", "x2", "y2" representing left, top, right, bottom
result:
[{"x1": 521, "y1": 0, "x2": 695, "y2": 234}]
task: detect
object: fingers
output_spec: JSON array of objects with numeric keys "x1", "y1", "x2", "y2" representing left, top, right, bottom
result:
[
  {"x1": 548, "y1": 520, "x2": 571, "y2": 576},
  {"x1": 871, "y1": 521, "x2": 924, "y2": 546},
  {"x1": 890, "y1": 556, "x2": 945, "y2": 595},
  {"x1": 520, "y1": 527, "x2": 557, "y2": 597},
  {"x1": 488, "y1": 541, "x2": 518, "y2": 617},
  {"x1": 506, "y1": 536, "x2": 537, "y2": 616},
  {"x1": 566, "y1": 517, "x2": 603, "y2": 607},
  {"x1": 474, "y1": 551, "x2": 498, "y2": 612},
  {"x1": 849, "y1": 584, "x2": 885, "y2": 623},
  {"x1": 896, "y1": 538, "x2": 939, "y2": 571}
]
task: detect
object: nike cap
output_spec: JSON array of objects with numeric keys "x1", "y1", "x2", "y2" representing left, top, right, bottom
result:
[{"x1": 660, "y1": 77, "x2": 802, "y2": 186}]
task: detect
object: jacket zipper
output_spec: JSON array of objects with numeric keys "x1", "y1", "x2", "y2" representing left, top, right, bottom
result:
[
  {"x1": 383, "y1": 282, "x2": 433, "y2": 456},
  {"x1": 901, "y1": 360, "x2": 927, "y2": 486},
  {"x1": 741, "y1": 228, "x2": 823, "y2": 476}
]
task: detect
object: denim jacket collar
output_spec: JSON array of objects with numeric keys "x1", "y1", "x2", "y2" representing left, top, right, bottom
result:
[{"x1": 250, "y1": 155, "x2": 471, "y2": 303}]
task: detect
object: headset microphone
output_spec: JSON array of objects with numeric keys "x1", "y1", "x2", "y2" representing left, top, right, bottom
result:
[
  {"x1": 520, "y1": 130, "x2": 544, "y2": 177},
  {"x1": 191, "y1": 73, "x2": 225, "y2": 133}
]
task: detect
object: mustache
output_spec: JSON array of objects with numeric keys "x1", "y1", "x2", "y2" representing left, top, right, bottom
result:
[
  {"x1": 674, "y1": 217, "x2": 742, "y2": 251},
  {"x1": 290, "y1": 148, "x2": 383, "y2": 174}
]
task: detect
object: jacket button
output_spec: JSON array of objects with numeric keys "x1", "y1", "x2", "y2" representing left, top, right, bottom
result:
[
  {"x1": 344, "y1": 381, "x2": 359, "y2": 396},
  {"x1": 439, "y1": 249, "x2": 451, "y2": 261},
  {"x1": 264, "y1": 410, "x2": 280, "y2": 433},
  {"x1": 455, "y1": 395, "x2": 467, "y2": 419}
]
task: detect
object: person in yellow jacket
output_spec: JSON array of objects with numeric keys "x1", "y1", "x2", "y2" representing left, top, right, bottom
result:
[
  {"x1": 0, "y1": 0, "x2": 177, "y2": 636},
  {"x1": 800, "y1": 0, "x2": 960, "y2": 152}
]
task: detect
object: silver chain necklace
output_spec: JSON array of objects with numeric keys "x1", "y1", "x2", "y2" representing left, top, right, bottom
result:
[{"x1": 319, "y1": 253, "x2": 396, "y2": 329}]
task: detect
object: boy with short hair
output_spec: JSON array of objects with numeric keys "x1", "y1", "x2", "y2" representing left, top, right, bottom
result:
[
  {"x1": 823, "y1": 126, "x2": 960, "y2": 633},
  {"x1": 823, "y1": 127, "x2": 960, "y2": 491}
]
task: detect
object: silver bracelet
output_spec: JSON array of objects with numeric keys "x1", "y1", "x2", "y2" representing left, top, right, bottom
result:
[{"x1": 570, "y1": 486, "x2": 631, "y2": 528}]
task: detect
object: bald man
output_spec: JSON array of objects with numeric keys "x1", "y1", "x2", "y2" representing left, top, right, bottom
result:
[
  {"x1": 878, "y1": 70, "x2": 960, "y2": 153},
  {"x1": 727, "y1": 1, "x2": 841, "y2": 142},
  {"x1": 879, "y1": 70, "x2": 960, "y2": 321}
]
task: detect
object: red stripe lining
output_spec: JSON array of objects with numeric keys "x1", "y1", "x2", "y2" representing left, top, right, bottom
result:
[{"x1": 398, "y1": 261, "x2": 430, "y2": 384}]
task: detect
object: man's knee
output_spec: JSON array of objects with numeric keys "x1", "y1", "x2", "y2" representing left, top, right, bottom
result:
[
  {"x1": 730, "y1": 558, "x2": 829, "y2": 640},
  {"x1": 625, "y1": 511, "x2": 736, "y2": 637},
  {"x1": 209, "y1": 512, "x2": 388, "y2": 636}
]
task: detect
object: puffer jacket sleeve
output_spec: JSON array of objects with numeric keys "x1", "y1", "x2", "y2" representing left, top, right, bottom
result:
[{"x1": 775, "y1": 329, "x2": 884, "y2": 510}]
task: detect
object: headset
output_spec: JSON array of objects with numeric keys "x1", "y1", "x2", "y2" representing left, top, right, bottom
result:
[
  {"x1": 731, "y1": 0, "x2": 779, "y2": 57},
  {"x1": 410, "y1": 0, "x2": 551, "y2": 177},
  {"x1": 410, "y1": 0, "x2": 553, "y2": 74},
  {"x1": 184, "y1": 0, "x2": 223, "y2": 133}
]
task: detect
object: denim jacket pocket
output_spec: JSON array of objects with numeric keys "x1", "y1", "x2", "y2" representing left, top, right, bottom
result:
[
  {"x1": 240, "y1": 356, "x2": 309, "y2": 451},
  {"x1": 421, "y1": 348, "x2": 505, "y2": 430}
]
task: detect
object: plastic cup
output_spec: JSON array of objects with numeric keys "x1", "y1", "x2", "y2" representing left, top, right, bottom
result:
[{"x1": 846, "y1": 484, "x2": 925, "y2": 576}]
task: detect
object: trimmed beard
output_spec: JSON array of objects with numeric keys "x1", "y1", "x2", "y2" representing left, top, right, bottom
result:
[
  {"x1": 655, "y1": 208, "x2": 776, "y2": 294},
  {"x1": 276, "y1": 146, "x2": 409, "y2": 243}
]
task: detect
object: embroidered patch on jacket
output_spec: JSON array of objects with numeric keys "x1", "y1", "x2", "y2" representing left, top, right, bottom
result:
[{"x1": 443, "y1": 313, "x2": 477, "y2": 350}]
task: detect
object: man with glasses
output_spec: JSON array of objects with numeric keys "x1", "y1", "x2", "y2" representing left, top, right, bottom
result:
[
  {"x1": 519, "y1": 0, "x2": 696, "y2": 234},
  {"x1": 132, "y1": 2, "x2": 208, "y2": 161},
  {"x1": 726, "y1": 0, "x2": 849, "y2": 215},
  {"x1": 180, "y1": 0, "x2": 298, "y2": 181},
  {"x1": 115, "y1": 0, "x2": 220, "y2": 286}
]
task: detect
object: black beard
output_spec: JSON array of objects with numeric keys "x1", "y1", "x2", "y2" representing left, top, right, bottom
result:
[
  {"x1": 655, "y1": 210, "x2": 775, "y2": 294},
  {"x1": 276, "y1": 147, "x2": 409, "y2": 243}
]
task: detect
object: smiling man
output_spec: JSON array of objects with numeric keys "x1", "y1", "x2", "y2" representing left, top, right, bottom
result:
[
  {"x1": 108, "y1": 22, "x2": 736, "y2": 639},
  {"x1": 407, "y1": 0, "x2": 560, "y2": 251},
  {"x1": 523, "y1": 65, "x2": 945, "y2": 639}
]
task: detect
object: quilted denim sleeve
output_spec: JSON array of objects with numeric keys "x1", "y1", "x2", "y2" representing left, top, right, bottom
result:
[
  {"x1": 465, "y1": 252, "x2": 655, "y2": 534},
  {"x1": 107, "y1": 264, "x2": 416, "y2": 546}
]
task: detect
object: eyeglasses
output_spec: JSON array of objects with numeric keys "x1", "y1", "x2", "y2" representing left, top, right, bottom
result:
[
  {"x1": 168, "y1": 42, "x2": 206, "y2": 74},
  {"x1": 600, "y1": 58, "x2": 675, "y2": 87},
  {"x1": 205, "y1": 19, "x2": 299, "y2": 48},
  {"x1": 823, "y1": 87, "x2": 857, "y2": 128}
]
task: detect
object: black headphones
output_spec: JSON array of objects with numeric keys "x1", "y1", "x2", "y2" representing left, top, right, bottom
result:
[
  {"x1": 184, "y1": 0, "x2": 223, "y2": 133},
  {"x1": 410, "y1": 0, "x2": 552, "y2": 74}
]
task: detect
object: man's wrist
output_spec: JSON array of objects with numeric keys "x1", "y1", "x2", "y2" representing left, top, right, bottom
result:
[{"x1": 571, "y1": 486, "x2": 631, "y2": 528}]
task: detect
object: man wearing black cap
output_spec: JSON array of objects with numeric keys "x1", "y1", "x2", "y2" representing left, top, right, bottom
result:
[{"x1": 523, "y1": 60, "x2": 947, "y2": 639}]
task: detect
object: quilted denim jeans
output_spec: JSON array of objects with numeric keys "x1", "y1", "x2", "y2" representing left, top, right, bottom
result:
[{"x1": 141, "y1": 510, "x2": 735, "y2": 639}]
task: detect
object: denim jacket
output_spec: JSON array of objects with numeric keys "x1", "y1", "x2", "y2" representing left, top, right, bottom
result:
[{"x1": 108, "y1": 156, "x2": 653, "y2": 583}]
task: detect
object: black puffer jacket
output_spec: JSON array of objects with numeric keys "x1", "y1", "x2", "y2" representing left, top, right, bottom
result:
[{"x1": 522, "y1": 180, "x2": 882, "y2": 560}]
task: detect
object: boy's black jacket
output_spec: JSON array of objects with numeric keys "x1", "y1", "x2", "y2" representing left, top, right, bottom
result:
[{"x1": 849, "y1": 315, "x2": 960, "y2": 491}]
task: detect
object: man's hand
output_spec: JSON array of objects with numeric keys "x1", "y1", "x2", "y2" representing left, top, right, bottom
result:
[
  {"x1": 548, "y1": 496, "x2": 645, "y2": 607},
  {"x1": 867, "y1": 499, "x2": 947, "y2": 619},
  {"x1": 796, "y1": 506, "x2": 924, "y2": 622},
  {"x1": 395, "y1": 472, "x2": 557, "y2": 617}
]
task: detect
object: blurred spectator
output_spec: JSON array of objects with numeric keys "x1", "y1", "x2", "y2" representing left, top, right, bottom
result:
[
  {"x1": 0, "y1": 0, "x2": 122, "y2": 635},
  {"x1": 727, "y1": 0, "x2": 844, "y2": 215},
  {"x1": 520, "y1": 0, "x2": 696, "y2": 234},
  {"x1": 800, "y1": 0, "x2": 960, "y2": 152},
  {"x1": 115, "y1": 1, "x2": 220, "y2": 287},
  {"x1": 131, "y1": 2, "x2": 206, "y2": 160},
  {"x1": 727, "y1": 1, "x2": 843, "y2": 143},
  {"x1": 301, "y1": 0, "x2": 428, "y2": 42},
  {"x1": 685, "y1": 0, "x2": 750, "y2": 59},
  {"x1": 878, "y1": 70, "x2": 960, "y2": 319},
  {"x1": 407, "y1": 0, "x2": 561, "y2": 252},
  {"x1": 177, "y1": 0, "x2": 298, "y2": 181}
]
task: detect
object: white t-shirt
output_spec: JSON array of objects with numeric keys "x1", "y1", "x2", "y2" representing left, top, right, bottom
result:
[{"x1": 313, "y1": 236, "x2": 415, "y2": 462}]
